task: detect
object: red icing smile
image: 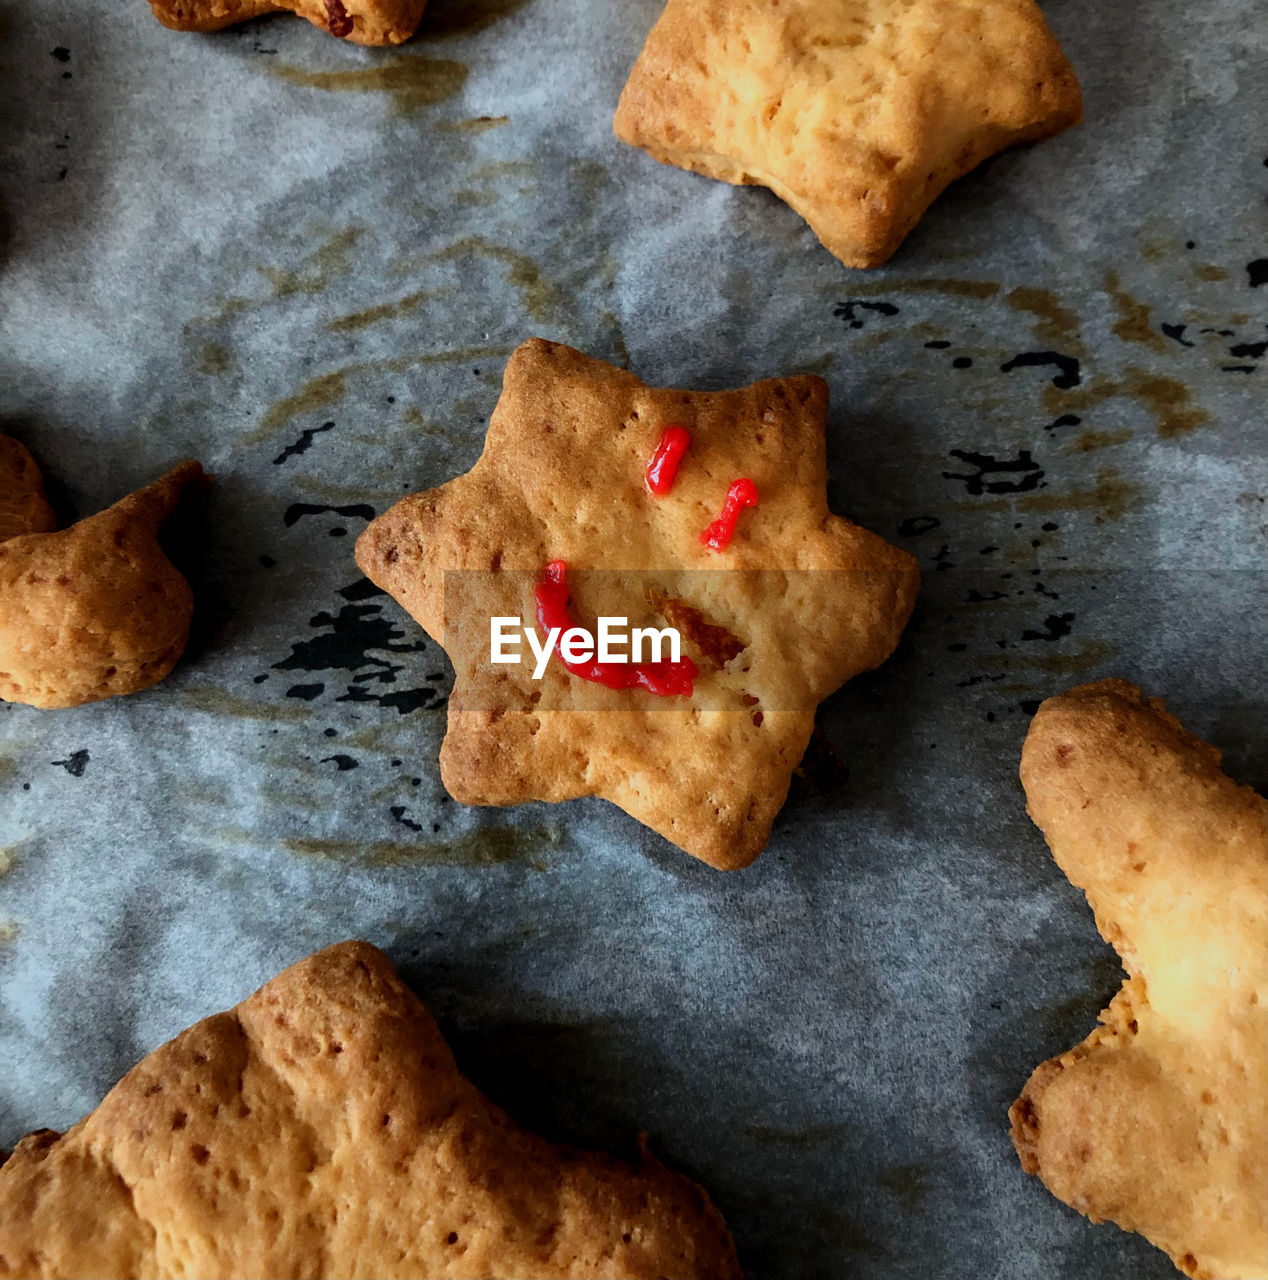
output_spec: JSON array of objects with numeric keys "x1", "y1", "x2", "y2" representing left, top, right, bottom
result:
[
  {"x1": 533, "y1": 561, "x2": 697, "y2": 697},
  {"x1": 701, "y1": 478, "x2": 759, "y2": 551},
  {"x1": 645, "y1": 425, "x2": 691, "y2": 495}
]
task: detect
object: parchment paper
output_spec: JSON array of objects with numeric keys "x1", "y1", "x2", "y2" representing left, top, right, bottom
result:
[{"x1": 1, "y1": 1, "x2": 1265, "y2": 1275}]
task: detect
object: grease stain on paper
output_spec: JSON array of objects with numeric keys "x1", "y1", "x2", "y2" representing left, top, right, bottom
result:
[
  {"x1": 258, "y1": 228, "x2": 364, "y2": 299},
  {"x1": 1044, "y1": 370, "x2": 1210, "y2": 439},
  {"x1": 268, "y1": 56, "x2": 468, "y2": 115},
  {"x1": 284, "y1": 823, "x2": 558, "y2": 868}
]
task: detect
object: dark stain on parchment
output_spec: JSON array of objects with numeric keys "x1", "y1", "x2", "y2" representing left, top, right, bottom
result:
[
  {"x1": 390, "y1": 805, "x2": 423, "y2": 831},
  {"x1": 833, "y1": 300, "x2": 899, "y2": 330},
  {"x1": 1020, "y1": 613, "x2": 1075, "y2": 643},
  {"x1": 943, "y1": 450, "x2": 1045, "y2": 496},
  {"x1": 1000, "y1": 351, "x2": 1082, "y2": 390},
  {"x1": 51, "y1": 749, "x2": 89, "y2": 777},
  {"x1": 283, "y1": 502, "x2": 374, "y2": 527},
  {"x1": 274, "y1": 420, "x2": 335, "y2": 465},
  {"x1": 271, "y1": 578, "x2": 445, "y2": 715},
  {"x1": 1230, "y1": 340, "x2": 1267, "y2": 359}
]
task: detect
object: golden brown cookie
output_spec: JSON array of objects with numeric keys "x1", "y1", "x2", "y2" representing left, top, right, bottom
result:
[
  {"x1": 356, "y1": 338, "x2": 918, "y2": 870},
  {"x1": 1010, "y1": 680, "x2": 1268, "y2": 1279},
  {"x1": 0, "y1": 434, "x2": 56, "y2": 543},
  {"x1": 0, "y1": 941, "x2": 742, "y2": 1280},
  {"x1": 614, "y1": 0, "x2": 1082, "y2": 269},
  {"x1": 148, "y1": 0, "x2": 426, "y2": 46},
  {"x1": 0, "y1": 461, "x2": 206, "y2": 709}
]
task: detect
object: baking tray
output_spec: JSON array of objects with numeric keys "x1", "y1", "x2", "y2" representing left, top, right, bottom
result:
[{"x1": 1, "y1": 1, "x2": 1264, "y2": 1275}]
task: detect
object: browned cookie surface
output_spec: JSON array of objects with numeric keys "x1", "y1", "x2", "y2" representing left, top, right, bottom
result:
[
  {"x1": 0, "y1": 941, "x2": 741, "y2": 1280},
  {"x1": 1011, "y1": 680, "x2": 1268, "y2": 1280},
  {"x1": 0, "y1": 434, "x2": 56, "y2": 543},
  {"x1": 615, "y1": 0, "x2": 1081, "y2": 268},
  {"x1": 148, "y1": 0, "x2": 426, "y2": 46},
  {"x1": 356, "y1": 338, "x2": 918, "y2": 870},
  {"x1": 0, "y1": 461, "x2": 206, "y2": 709}
]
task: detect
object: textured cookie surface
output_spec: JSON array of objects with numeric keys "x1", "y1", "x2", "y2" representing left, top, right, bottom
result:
[
  {"x1": 0, "y1": 434, "x2": 56, "y2": 543},
  {"x1": 0, "y1": 461, "x2": 205, "y2": 709},
  {"x1": 356, "y1": 338, "x2": 918, "y2": 870},
  {"x1": 149, "y1": 0, "x2": 426, "y2": 46},
  {"x1": 1010, "y1": 680, "x2": 1268, "y2": 1280},
  {"x1": 0, "y1": 941, "x2": 741, "y2": 1280},
  {"x1": 614, "y1": 0, "x2": 1082, "y2": 268}
]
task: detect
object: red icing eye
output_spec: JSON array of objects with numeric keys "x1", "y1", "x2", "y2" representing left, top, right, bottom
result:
[
  {"x1": 534, "y1": 561, "x2": 697, "y2": 697},
  {"x1": 645, "y1": 425, "x2": 691, "y2": 495},
  {"x1": 700, "y1": 478, "x2": 758, "y2": 551}
]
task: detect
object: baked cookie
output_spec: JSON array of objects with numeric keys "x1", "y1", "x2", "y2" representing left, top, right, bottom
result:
[
  {"x1": 0, "y1": 434, "x2": 56, "y2": 543},
  {"x1": 0, "y1": 461, "x2": 207, "y2": 709},
  {"x1": 356, "y1": 338, "x2": 918, "y2": 870},
  {"x1": 614, "y1": 0, "x2": 1082, "y2": 268},
  {"x1": 1010, "y1": 680, "x2": 1268, "y2": 1279},
  {"x1": 147, "y1": 0, "x2": 426, "y2": 46},
  {"x1": 0, "y1": 941, "x2": 741, "y2": 1280}
]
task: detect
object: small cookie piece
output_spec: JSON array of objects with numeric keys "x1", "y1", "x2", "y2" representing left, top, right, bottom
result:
[
  {"x1": 356, "y1": 338, "x2": 918, "y2": 870},
  {"x1": 0, "y1": 941, "x2": 742, "y2": 1280},
  {"x1": 1010, "y1": 680, "x2": 1268, "y2": 1279},
  {"x1": 614, "y1": 0, "x2": 1082, "y2": 268},
  {"x1": 0, "y1": 434, "x2": 56, "y2": 543},
  {"x1": 0, "y1": 461, "x2": 207, "y2": 709},
  {"x1": 148, "y1": 0, "x2": 426, "y2": 46}
]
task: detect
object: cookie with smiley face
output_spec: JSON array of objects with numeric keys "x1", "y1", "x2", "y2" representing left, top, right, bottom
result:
[{"x1": 356, "y1": 338, "x2": 918, "y2": 869}]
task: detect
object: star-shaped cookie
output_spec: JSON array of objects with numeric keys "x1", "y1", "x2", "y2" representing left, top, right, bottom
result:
[
  {"x1": 0, "y1": 942, "x2": 740, "y2": 1279},
  {"x1": 148, "y1": 0, "x2": 426, "y2": 46},
  {"x1": 1010, "y1": 680, "x2": 1267, "y2": 1279},
  {"x1": 614, "y1": 0, "x2": 1083, "y2": 268},
  {"x1": 356, "y1": 338, "x2": 918, "y2": 869}
]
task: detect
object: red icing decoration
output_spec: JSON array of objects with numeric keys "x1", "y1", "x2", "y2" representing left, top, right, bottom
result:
[
  {"x1": 645, "y1": 424, "x2": 691, "y2": 494},
  {"x1": 701, "y1": 478, "x2": 759, "y2": 550},
  {"x1": 533, "y1": 561, "x2": 697, "y2": 697}
]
